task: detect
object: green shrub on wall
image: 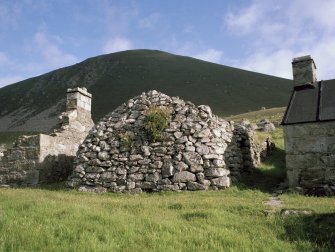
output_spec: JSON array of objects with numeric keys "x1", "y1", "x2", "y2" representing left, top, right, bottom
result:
[
  {"x1": 120, "y1": 131, "x2": 135, "y2": 147},
  {"x1": 144, "y1": 106, "x2": 170, "y2": 142}
]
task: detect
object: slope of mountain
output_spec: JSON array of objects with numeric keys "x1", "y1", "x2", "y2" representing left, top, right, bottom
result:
[{"x1": 0, "y1": 49, "x2": 292, "y2": 131}]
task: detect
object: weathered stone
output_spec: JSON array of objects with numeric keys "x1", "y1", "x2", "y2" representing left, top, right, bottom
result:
[
  {"x1": 116, "y1": 168, "x2": 127, "y2": 175},
  {"x1": 100, "y1": 172, "x2": 118, "y2": 182},
  {"x1": 129, "y1": 154, "x2": 143, "y2": 161},
  {"x1": 161, "y1": 178, "x2": 172, "y2": 185},
  {"x1": 211, "y1": 176, "x2": 230, "y2": 188},
  {"x1": 196, "y1": 172, "x2": 205, "y2": 183},
  {"x1": 141, "y1": 146, "x2": 151, "y2": 156},
  {"x1": 183, "y1": 152, "x2": 203, "y2": 167},
  {"x1": 172, "y1": 171, "x2": 196, "y2": 183},
  {"x1": 162, "y1": 160, "x2": 174, "y2": 178},
  {"x1": 146, "y1": 172, "x2": 161, "y2": 182},
  {"x1": 187, "y1": 181, "x2": 206, "y2": 191},
  {"x1": 196, "y1": 145, "x2": 210, "y2": 155},
  {"x1": 189, "y1": 164, "x2": 204, "y2": 173},
  {"x1": 139, "y1": 182, "x2": 156, "y2": 190},
  {"x1": 174, "y1": 161, "x2": 188, "y2": 171},
  {"x1": 78, "y1": 186, "x2": 107, "y2": 193},
  {"x1": 149, "y1": 160, "x2": 163, "y2": 169},
  {"x1": 205, "y1": 168, "x2": 230, "y2": 177},
  {"x1": 262, "y1": 123, "x2": 276, "y2": 132},
  {"x1": 86, "y1": 166, "x2": 104, "y2": 173},
  {"x1": 212, "y1": 144, "x2": 227, "y2": 154},
  {"x1": 98, "y1": 151, "x2": 110, "y2": 161},
  {"x1": 203, "y1": 154, "x2": 220, "y2": 160},
  {"x1": 128, "y1": 173, "x2": 144, "y2": 181},
  {"x1": 213, "y1": 159, "x2": 226, "y2": 168},
  {"x1": 194, "y1": 128, "x2": 211, "y2": 138}
]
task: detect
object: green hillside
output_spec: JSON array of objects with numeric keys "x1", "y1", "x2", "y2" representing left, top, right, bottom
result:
[{"x1": 0, "y1": 50, "x2": 292, "y2": 131}]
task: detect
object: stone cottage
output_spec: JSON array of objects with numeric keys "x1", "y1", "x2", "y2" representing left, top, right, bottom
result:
[
  {"x1": 67, "y1": 90, "x2": 269, "y2": 193},
  {"x1": 282, "y1": 55, "x2": 335, "y2": 195},
  {"x1": 0, "y1": 87, "x2": 94, "y2": 187}
]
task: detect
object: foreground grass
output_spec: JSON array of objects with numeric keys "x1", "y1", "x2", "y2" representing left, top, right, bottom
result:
[{"x1": 0, "y1": 187, "x2": 334, "y2": 252}]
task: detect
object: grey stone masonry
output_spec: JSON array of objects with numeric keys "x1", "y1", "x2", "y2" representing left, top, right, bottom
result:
[
  {"x1": 67, "y1": 90, "x2": 273, "y2": 193},
  {"x1": 0, "y1": 87, "x2": 94, "y2": 187},
  {"x1": 284, "y1": 122, "x2": 335, "y2": 195},
  {"x1": 292, "y1": 55, "x2": 317, "y2": 86}
]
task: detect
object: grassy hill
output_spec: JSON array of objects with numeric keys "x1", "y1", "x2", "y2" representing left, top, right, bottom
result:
[
  {"x1": 0, "y1": 49, "x2": 292, "y2": 131},
  {"x1": 226, "y1": 107, "x2": 286, "y2": 125}
]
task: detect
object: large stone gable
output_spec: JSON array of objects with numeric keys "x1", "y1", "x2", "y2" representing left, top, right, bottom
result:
[{"x1": 67, "y1": 90, "x2": 265, "y2": 193}]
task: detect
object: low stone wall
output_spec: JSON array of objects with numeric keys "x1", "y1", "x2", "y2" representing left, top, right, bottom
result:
[{"x1": 284, "y1": 122, "x2": 335, "y2": 195}]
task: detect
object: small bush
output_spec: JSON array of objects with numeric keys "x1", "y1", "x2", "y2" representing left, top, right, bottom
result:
[
  {"x1": 144, "y1": 106, "x2": 170, "y2": 142},
  {"x1": 120, "y1": 131, "x2": 135, "y2": 147}
]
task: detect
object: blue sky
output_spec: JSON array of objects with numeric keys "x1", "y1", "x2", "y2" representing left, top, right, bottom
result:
[{"x1": 1, "y1": 0, "x2": 335, "y2": 88}]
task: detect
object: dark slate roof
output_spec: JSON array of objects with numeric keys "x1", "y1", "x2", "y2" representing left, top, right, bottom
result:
[{"x1": 282, "y1": 79, "x2": 335, "y2": 125}]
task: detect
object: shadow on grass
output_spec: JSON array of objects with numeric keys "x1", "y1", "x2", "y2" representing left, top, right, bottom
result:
[
  {"x1": 38, "y1": 181, "x2": 69, "y2": 191},
  {"x1": 284, "y1": 212, "x2": 335, "y2": 251},
  {"x1": 237, "y1": 147, "x2": 287, "y2": 193}
]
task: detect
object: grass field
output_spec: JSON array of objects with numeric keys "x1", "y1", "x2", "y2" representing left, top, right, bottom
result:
[
  {"x1": 0, "y1": 110, "x2": 334, "y2": 251},
  {"x1": 0, "y1": 183, "x2": 334, "y2": 251}
]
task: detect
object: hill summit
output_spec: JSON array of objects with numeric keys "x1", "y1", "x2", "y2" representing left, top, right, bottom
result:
[{"x1": 0, "y1": 49, "x2": 292, "y2": 131}]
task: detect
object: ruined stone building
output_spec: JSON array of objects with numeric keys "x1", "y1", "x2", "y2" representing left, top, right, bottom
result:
[
  {"x1": 282, "y1": 55, "x2": 335, "y2": 195},
  {"x1": 67, "y1": 90, "x2": 268, "y2": 193},
  {"x1": 0, "y1": 87, "x2": 94, "y2": 187}
]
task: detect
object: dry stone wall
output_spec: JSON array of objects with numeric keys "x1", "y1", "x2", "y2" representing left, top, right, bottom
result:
[
  {"x1": 0, "y1": 87, "x2": 94, "y2": 187},
  {"x1": 67, "y1": 90, "x2": 270, "y2": 193}
]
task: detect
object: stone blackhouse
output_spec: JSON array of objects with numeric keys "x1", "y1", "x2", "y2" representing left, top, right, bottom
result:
[{"x1": 282, "y1": 55, "x2": 335, "y2": 195}]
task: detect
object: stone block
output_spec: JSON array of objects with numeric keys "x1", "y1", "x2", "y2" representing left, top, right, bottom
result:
[
  {"x1": 162, "y1": 160, "x2": 174, "y2": 178},
  {"x1": 211, "y1": 176, "x2": 230, "y2": 188},
  {"x1": 187, "y1": 181, "x2": 206, "y2": 191},
  {"x1": 100, "y1": 172, "x2": 118, "y2": 182},
  {"x1": 205, "y1": 168, "x2": 229, "y2": 178},
  {"x1": 172, "y1": 171, "x2": 196, "y2": 183},
  {"x1": 128, "y1": 173, "x2": 144, "y2": 181},
  {"x1": 189, "y1": 164, "x2": 203, "y2": 173},
  {"x1": 174, "y1": 161, "x2": 188, "y2": 171}
]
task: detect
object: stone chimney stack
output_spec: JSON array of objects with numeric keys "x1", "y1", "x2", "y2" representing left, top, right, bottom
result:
[
  {"x1": 292, "y1": 55, "x2": 317, "y2": 87},
  {"x1": 64, "y1": 87, "x2": 93, "y2": 126},
  {"x1": 66, "y1": 87, "x2": 92, "y2": 112}
]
